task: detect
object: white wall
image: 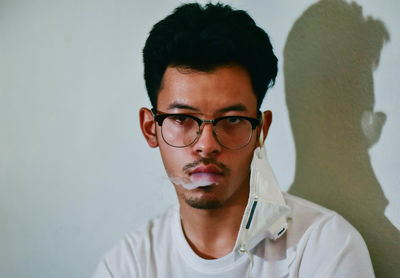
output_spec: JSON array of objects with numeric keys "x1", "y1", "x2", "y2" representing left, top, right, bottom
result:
[{"x1": 1, "y1": 0, "x2": 398, "y2": 277}]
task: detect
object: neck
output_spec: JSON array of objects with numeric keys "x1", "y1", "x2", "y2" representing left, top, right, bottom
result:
[{"x1": 178, "y1": 185, "x2": 249, "y2": 259}]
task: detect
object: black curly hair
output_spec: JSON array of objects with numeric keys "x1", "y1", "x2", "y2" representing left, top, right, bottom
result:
[{"x1": 143, "y1": 2, "x2": 278, "y2": 109}]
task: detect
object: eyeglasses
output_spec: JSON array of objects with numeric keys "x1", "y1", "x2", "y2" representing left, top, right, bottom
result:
[{"x1": 152, "y1": 108, "x2": 261, "y2": 149}]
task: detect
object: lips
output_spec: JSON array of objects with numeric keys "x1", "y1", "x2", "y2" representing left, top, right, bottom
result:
[
  {"x1": 191, "y1": 165, "x2": 223, "y2": 175},
  {"x1": 189, "y1": 165, "x2": 223, "y2": 185}
]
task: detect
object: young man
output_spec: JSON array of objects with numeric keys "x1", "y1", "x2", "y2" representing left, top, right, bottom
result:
[{"x1": 93, "y1": 3, "x2": 374, "y2": 277}]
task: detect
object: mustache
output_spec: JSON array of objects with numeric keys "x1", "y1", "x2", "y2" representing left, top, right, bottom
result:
[{"x1": 183, "y1": 157, "x2": 230, "y2": 175}]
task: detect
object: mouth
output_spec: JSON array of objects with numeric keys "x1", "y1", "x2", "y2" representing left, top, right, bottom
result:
[{"x1": 189, "y1": 165, "x2": 223, "y2": 184}]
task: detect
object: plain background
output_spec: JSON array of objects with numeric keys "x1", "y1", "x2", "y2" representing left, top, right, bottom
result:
[{"x1": 1, "y1": 0, "x2": 399, "y2": 277}]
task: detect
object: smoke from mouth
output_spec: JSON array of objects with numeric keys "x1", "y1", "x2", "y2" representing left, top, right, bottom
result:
[{"x1": 167, "y1": 158, "x2": 230, "y2": 190}]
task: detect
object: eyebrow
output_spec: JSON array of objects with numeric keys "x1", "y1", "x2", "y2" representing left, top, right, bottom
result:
[
  {"x1": 217, "y1": 104, "x2": 248, "y2": 113},
  {"x1": 166, "y1": 102, "x2": 248, "y2": 113},
  {"x1": 167, "y1": 102, "x2": 199, "y2": 111}
]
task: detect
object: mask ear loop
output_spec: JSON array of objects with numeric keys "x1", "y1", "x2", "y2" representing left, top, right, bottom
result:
[{"x1": 259, "y1": 112, "x2": 265, "y2": 148}]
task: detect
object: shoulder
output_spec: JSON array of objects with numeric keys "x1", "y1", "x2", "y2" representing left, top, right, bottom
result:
[
  {"x1": 282, "y1": 193, "x2": 374, "y2": 277},
  {"x1": 283, "y1": 192, "x2": 365, "y2": 246},
  {"x1": 283, "y1": 191, "x2": 334, "y2": 218},
  {"x1": 124, "y1": 204, "x2": 178, "y2": 250},
  {"x1": 283, "y1": 192, "x2": 356, "y2": 236},
  {"x1": 93, "y1": 205, "x2": 178, "y2": 278}
]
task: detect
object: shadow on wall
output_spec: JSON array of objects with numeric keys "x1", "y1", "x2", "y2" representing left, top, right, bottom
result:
[{"x1": 284, "y1": 0, "x2": 399, "y2": 276}]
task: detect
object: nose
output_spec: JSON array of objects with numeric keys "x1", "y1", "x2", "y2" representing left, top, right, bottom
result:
[{"x1": 192, "y1": 123, "x2": 222, "y2": 156}]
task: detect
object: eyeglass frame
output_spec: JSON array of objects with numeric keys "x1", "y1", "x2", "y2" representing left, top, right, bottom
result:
[{"x1": 151, "y1": 108, "x2": 262, "y2": 149}]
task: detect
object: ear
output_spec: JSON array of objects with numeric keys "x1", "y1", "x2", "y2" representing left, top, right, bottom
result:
[
  {"x1": 262, "y1": 110, "x2": 272, "y2": 141},
  {"x1": 139, "y1": 108, "x2": 158, "y2": 148}
]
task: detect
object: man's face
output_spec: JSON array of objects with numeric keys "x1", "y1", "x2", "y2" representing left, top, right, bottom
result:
[{"x1": 142, "y1": 65, "x2": 266, "y2": 209}]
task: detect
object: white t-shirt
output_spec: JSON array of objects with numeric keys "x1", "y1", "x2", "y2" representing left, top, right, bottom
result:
[{"x1": 93, "y1": 193, "x2": 374, "y2": 278}]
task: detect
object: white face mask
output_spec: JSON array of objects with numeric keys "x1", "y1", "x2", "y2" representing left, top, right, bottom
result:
[{"x1": 234, "y1": 113, "x2": 290, "y2": 259}]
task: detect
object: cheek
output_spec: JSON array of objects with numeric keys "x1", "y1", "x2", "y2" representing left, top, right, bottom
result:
[
  {"x1": 158, "y1": 143, "x2": 187, "y2": 176},
  {"x1": 226, "y1": 146, "x2": 255, "y2": 177}
]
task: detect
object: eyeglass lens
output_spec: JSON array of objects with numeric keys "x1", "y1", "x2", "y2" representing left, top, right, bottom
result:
[{"x1": 160, "y1": 115, "x2": 254, "y2": 149}]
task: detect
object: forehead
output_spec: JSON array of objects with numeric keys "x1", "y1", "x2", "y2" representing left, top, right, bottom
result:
[{"x1": 157, "y1": 65, "x2": 258, "y2": 116}]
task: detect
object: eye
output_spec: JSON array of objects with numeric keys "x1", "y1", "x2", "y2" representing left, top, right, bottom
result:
[
  {"x1": 169, "y1": 115, "x2": 189, "y2": 124},
  {"x1": 227, "y1": 117, "x2": 242, "y2": 124}
]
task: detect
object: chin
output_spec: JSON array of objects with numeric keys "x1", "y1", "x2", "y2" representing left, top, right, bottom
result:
[
  {"x1": 178, "y1": 185, "x2": 228, "y2": 210},
  {"x1": 185, "y1": 197, "x2": 224, "y2": 210}
]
